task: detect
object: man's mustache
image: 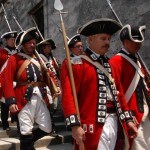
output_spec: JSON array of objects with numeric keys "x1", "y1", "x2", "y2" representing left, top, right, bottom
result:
[{"x1": 102, "y1": 44, "x2": 109, "y2": 48}]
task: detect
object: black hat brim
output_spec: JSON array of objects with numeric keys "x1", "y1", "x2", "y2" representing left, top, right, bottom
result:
[
  {"x1": 16, "y1": 27, "x2": 39, "y2": 47},
  {"x1": 68, "y1": 34, "x2": 81, "y2": 48},
  {"x1": 37, "y1": 38, "x2": 56, "y2": 50},
  {"x1": 1, "y1": 31, "x2": 18, "y2": 39},
  {"x1": 78, "y1": 18, "x2": 122, "y2": 36}
]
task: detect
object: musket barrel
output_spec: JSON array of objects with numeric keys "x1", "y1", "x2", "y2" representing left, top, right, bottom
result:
[
  {"x1": 12, "y1": 16, "x2": 23, "y2": 31},
  {"x1": 106, "y1": 0, "x2": 150, "y2": 79},
  {"x1": 31, "y1": 16, "x2": 44, "y2": 40},
  {"x1": 1, "y1": 3, "x2": 12, "y2": 31}
]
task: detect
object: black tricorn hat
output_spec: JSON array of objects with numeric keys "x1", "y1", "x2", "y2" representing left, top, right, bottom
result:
[
  {"x1": 120, "y1": 24, "x2": 146, "y2": 43},
  {"x1": 15, "y1": 27, "x2": 39, "y2": 47},
  {"x1": 15, "y1": 31, "x2": 24, "y2": 47},
  {"x1": 67, "y1": 34, "x2": 81, "y2": 48},
  {"x1": 78, "y1": 18, "x2": 122, "y2": 36},
  {"x1": 1, "y1": 31, "x2": 18, "y2": 39},
  {"x1": 37, "y1": 38, "x2": 56, "y2": 50}
]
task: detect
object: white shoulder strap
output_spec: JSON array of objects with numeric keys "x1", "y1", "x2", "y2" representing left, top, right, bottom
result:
[
  {"x1": 117, "y1": 53, "x2": 142, "y2": 102},
  {"x1": 0, "y1": 48, "x2": 17, "y2": 73},
  {"x1": 40, "y1": 54, "x2": 48, "y2": 62},
  {"x1": 4, "y1": 47, "x2": 11, "y2": 54},
  {"x1": 4, "y1": 48, "x2": 17, "y2": 55},
  {"x1": 80, "y1": 55, "x2": 114, "y2": 83},
  {"x1": 117, "y1": 53, "x2": 144, "y2": 78},
  {"x1": 125, "y1": 71, "x2": 140, "y2": 102},
  {"x1": 0, "y1": 59, "x2": 9, "y2": 73},
  {"x1": 18, "y1": 53, "x2": 41, "y2": 70}
]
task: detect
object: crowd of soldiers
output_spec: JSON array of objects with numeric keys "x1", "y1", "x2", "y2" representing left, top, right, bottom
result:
[{"x1": 0, "y1": 17, "x2": 150, "y2": 150}]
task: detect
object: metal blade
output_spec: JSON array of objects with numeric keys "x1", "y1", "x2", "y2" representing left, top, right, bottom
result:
[
  {"x1": 54, "y1": 0, "x2": 63, "y2": 11},
  {"x1": 106, "y1": 0, "x2": 112, "y2": 9}
]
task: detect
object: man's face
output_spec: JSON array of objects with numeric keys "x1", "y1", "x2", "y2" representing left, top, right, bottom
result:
[
  {"x1": 6, "y1": 38, "x2": 15, "y2": 47},
  {"x1": 88, "y1": 33, "x2": 111, "y2": 55},
  {"x1": 43, "y1": 44, "x2": 52, "y2": 55},
  {"x1": 124, "y1": 39, "x2": 142, "y2": 54},
  {"x1": 23, "y1": 39, "x2": 36, "y2": 55},
  {"x1": 70, "y1": 41, "x2": 83, "y2": 56}
]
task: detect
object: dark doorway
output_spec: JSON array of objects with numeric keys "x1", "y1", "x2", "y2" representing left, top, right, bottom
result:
[
  {"x1": 29, "y1": 1, "x2": 44, "y2": 37},
  {"x1": 33, "y1": 7, "x2": 44, "y2": 36}
]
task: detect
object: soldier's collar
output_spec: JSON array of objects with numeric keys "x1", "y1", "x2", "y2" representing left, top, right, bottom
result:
[{"x1": 85, "y1": 48, "x2": 108, "y2": 61}]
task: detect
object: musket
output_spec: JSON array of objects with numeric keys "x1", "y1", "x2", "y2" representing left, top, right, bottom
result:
[
  {"x1": 34, "y1": 48, "x2": 61, "y2": 98},
  {"x1": 106, "y1": 0, "x2": 150, "y2": 78},
  {"x1": 1, "y1": 3, "x2": 12, "y2": 31},
  {"x1": 12, "y1": 15, "x2": 23, "y2": 31},
  {"x1": 37, "y1": 16, "x2": 61, "y2": 74},
  {"x1": 106, "y1": 0, "x2": 123, "y2": 26},
  {"x1": 31, "y1": 16, "x2": 45, "y2": 41},
  {"x1": 31, "y1": 15, "x2": 60, "y2": 71},
  {"x1": 30, "y1": 16, "x2": 61, "y2": 97},
  {"x1": 12, "y1": 14, "x2": 60, "y2": 98},
  {"x1": 54, "y1": 0, "x2": 85, "y2": 149}
]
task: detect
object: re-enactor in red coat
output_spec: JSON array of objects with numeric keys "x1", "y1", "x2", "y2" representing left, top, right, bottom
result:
[
  {"x1": 110, "y1": 25, "x2": 150, "y2": 150},
  {"x1": 61, "y1": 18, "x2": 138, "y2": 150},
  {"x1": 37, "y1": 38, "x2": 61, "y2": 136},
  {"x1": 0, "y1": 31, "x2": 18, "y2": 130},
  {"x1": 67, "y1": 34, "x2": 83, "y2": 57},
  {"x1": 2, "y1": 27, "x2": 57, "y2": 150}
]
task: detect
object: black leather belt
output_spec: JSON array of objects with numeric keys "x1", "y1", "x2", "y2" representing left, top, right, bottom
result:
[{"x1": 107, "y1": 107, "x2": 116, "y2": 113}]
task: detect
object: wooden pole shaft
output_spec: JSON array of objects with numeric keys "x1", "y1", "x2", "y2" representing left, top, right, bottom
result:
[
  {"x1": 60, "y1": 19, "x2": 85, "y2": 150},
  {"x1": 61, "y1": 20, "x2": 80, "y2": 118}
]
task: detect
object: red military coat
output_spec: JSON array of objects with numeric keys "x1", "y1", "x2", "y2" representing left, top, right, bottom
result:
[
  {"x1": 0, "y1": 48, "x2": 9, "y2": 68},
  {"x1": 2, "y1": 51, "x2": 53, "y2": 112},
  {"x1": 61, "y1": 49, "x2": 132, "y2": 150},
  {"x1": 110, "y1": 53, "x2": 150, "y2": 125},
  {"x1": 110, "y1": 52, "x2": 150, "y2": 148},
  {"x1": 0, "y1": 48, "x2": 12, "y2": 98}
]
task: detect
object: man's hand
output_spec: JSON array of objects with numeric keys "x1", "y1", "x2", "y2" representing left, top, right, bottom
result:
[
  {"x1": 72, "y1": 126, "x2": 86, "y2": 149},
  {"x1": 132, "y1": 116, "x2": 139, "y2": 126},
  {"x1": 9, "y1": 104, "x2": 19, "y2": 113},
  {"x1": 127, "y1": 121, "x2": 138, "y2": 139}
]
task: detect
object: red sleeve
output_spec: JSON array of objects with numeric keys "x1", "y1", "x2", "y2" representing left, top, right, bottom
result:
[
  {"x1": 60, "y1": 60, "x2": 77, "y2": 117},
  {"x1": 60, "y1": 59, "x2": 82, "y2": 127},
  {"x1": 3, "y1": 56, "x2": 17, "y2": 106},
  {"x1": 0, "y1": 48, "x2": 9, "y2": 69}
]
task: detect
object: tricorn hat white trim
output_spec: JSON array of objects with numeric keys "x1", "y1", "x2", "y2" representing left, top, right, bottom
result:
[
  {"x1": 1, "y1": 31, "x2": 18, "y2": 39},
  {"x1": 67, "y1": 34, "x2": 81, "y2": 47},
  {"x1": 37, "y1": 38, "x2": 56, "y2": 50},
  {"x1": 15, "y1": 27, "x2": 38, "y2": 47},
  {"x1": 120, "y1": 24, "x2": 146, "y2": 43},
  {"x1": 15, "y1": 31, "x2": 24, "y2": 47}
]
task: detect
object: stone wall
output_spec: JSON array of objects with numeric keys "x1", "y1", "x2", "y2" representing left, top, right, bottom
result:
[{"x1": 0, "y1": 0, "x2": 149, "y2": 68}]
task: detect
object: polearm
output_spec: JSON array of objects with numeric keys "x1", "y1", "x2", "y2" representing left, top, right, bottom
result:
[
  {"x1": 31, "y1": 16, "x2": 45, "y2": 41},
  {"x1": 138, "y1": 53, "x2": 150, "y2": 76},
  {"x1": 54, "y1": 0, "x2": 80, "y2": 116},
  {"x1": 12, "y1": 15, "x2": 23, "y2": 31},
  {"x1": 54, "y1": 0, "x2": 85, "y2": 149},
  {"x1": 106, "y1": 0, "x2": 150, "y2": 76},
  {"x1": 31, "y1": 15, "x2": 60, "y2": 76},
  {"x1": 30, "y1": 16, "x2": 61, "y2": 96},
  {"x1": 1, "y1": 3, "x2": 12, "y2": 31},
  {"x1": 106, "y1": 0, "x2": 123, "y2": 26},
  {"x1": 52, "y1": 7, "x2": 70, "y2": 41}
]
